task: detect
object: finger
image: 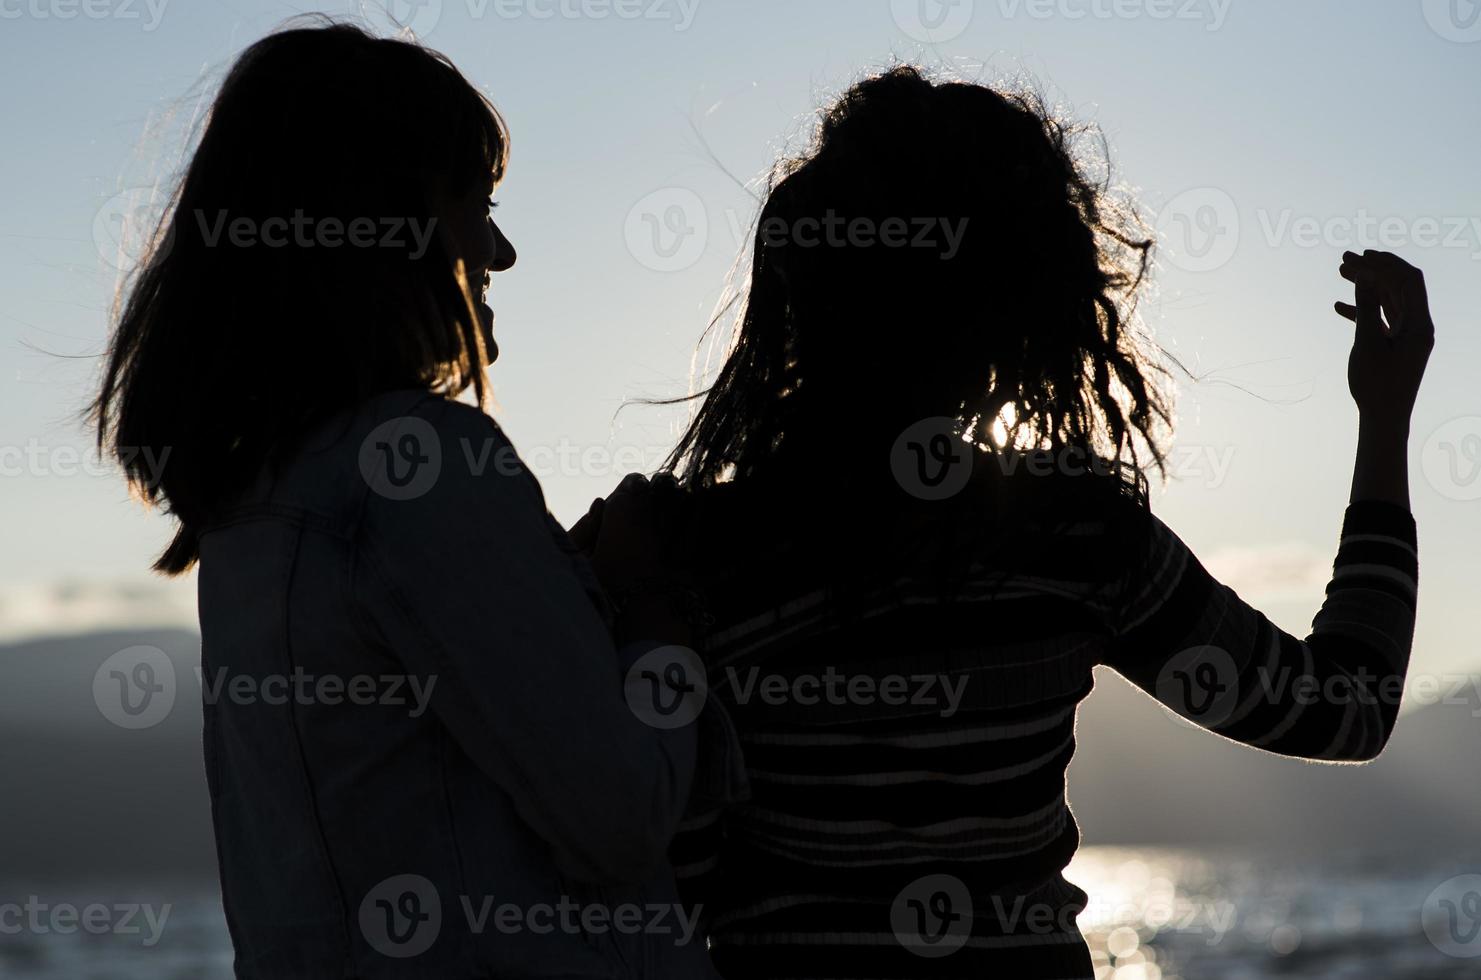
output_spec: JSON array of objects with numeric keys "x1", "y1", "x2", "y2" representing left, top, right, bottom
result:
[
  {"x1": 1343, "y1": 251, "x2": 1434, "y2": 344},
  {"x1": 1363, "y1": 249, "x2": 1416, "y2": 274},
  {"x1": 608, "y1": 473, "x2": 651, "y2": 500},
  {"x1": 567, "y1": 500, "x2": 604, "y2": 550},
  {"x1": 1334, "y1": 301, "x2": 1358, "y2": 322},
  {"x1": 1355, "y1": 250, "x2": 1418, "y2": 294},
  {"x1": 1369, "y1": 256, "x2": 1419, "y2": 339},
  {"x1": 1354, "y1": 282, "x2": 1387, "y2": 342},
  {"x1": 1399, "y1": 265, "x2": 1434, "y2": 341},
  {"x1": 1340, "y1": 250, "x2": 1389, "y2": 276},
  {"x1": 1369, "y1": 254, "x2": 1432, "y2": 337},
  {"x1": 1344, "y1": 252, "x2": 1405, "y2": 335}
]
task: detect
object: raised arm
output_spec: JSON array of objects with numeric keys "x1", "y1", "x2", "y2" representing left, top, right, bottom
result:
[
  {"x1": 1104, "y1": 501, "x2": 1416, "y2": 761},
  {"x1": 1105, "y1": 251, "x2": 1433, "y2": 762}
]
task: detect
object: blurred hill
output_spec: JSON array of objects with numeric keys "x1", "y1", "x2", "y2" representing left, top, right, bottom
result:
[{"x1": 1, "y1": 630, "x2": 1475, "y2": 880}]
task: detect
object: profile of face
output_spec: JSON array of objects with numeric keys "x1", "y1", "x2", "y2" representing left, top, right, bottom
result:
[{"x1": 436, "y1": 180, "x2": 517, "y2": 361}]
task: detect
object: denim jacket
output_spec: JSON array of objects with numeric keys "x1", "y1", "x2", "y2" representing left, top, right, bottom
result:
[{"x1": 196, "y1": 390, "x2": 725, "y2": 979}]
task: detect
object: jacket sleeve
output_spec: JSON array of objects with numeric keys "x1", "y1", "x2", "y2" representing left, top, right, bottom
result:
[
  {"x1": 1102, "y1": 500, "x2": 1418, "y2": 762},
  {"x1": 352, "y1": 396, "x2": 698, "y2": 883}
]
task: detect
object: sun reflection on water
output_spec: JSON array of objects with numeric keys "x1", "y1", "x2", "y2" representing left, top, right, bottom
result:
[{"x1": 1061, "y1": 844, "x2": 1477, "y2": 979}]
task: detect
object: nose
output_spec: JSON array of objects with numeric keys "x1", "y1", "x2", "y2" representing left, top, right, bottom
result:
[{"x1": 489, "y1": 218, "x2": 516, "y2": 272}]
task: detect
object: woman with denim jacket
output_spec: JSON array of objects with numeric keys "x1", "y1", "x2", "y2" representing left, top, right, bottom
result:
[{"x1": 90, "y1": 20, "x2": 727, "y2": 979}]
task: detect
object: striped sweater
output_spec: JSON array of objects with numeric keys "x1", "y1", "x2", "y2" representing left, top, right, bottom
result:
[{"x1": 669, "y1": 495, "x2": 1418, "y2": 980}]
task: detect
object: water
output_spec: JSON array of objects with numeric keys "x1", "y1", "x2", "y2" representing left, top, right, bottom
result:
[
  {"x1": 3, "y1": 847, "x2": 1478, "y2": 978},
  {"x1": 1064, "y1": 847, "x2": 1481, "y2": 979},
  {"x1": 0, "y1": 879, "x2": 231, "y2": 980}
]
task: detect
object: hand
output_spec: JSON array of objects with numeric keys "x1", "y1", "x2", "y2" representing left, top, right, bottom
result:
[
  {"x1": 589, "y1": 474, "x2": 672, "y2": 594},
  {"x1": 589, "y1": 473, "x2": 695, "y2": 646},
  {"x1": 1335, "y1": 250, "x2": 1435, "y2": 433},
  {"x1": 566, "y1": 497, "x2": 605, "y2": 556}
]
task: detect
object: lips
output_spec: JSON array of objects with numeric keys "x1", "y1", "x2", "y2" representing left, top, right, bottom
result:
[
  {"x1": 472, "y1": 272, "x2": 493, "y2": 324},
  {"x1": 472, "y1": 271, "x2": 497, "y2": 360}
]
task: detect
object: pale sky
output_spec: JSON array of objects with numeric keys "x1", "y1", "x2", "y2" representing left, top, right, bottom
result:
[{"x1": 2, "y1": 0, "x2": 1478, "y2": 701}]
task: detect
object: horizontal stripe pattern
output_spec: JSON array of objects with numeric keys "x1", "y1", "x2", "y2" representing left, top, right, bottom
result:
[{"x1": 673, "y1": 499, "x2": 1417, "y2": 979}]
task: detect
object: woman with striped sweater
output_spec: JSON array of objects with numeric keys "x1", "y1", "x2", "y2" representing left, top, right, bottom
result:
[{"x1": 587, "y1": 66, "x2": 1432, "y2": 979}]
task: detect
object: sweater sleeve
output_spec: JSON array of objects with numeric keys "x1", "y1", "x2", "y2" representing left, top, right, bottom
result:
[{"x1": 1102, "y1": 501, "x2": 1418, "y2": 762}]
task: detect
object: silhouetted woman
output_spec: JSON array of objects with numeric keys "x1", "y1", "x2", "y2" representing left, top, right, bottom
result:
[
  {"x1": 91, "y1": 21, "x2": 720, "y2": 979},
  {"x1": 597, "y1": 67, "x2": 1433, "y2": 979}
]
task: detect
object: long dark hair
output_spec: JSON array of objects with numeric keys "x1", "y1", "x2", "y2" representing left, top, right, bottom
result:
[
  {"x1": 91, "y1": 20, "x2": 508, "y2": 575},
  {"x1": 665, "y1": 67, "x2": 1171, "y2": 507}
]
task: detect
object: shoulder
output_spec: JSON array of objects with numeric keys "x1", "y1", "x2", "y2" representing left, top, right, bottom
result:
[
  {"x1": 353, "y1": 392, "x2": 542, "y2": 508},
  {"x1": 357, "y1": 389, "x2": 504, "y2": 447},
  {"x1": 288, "y1": 390, "x2": 507, "y2": 477},
  {"x1": 353, "y1": 395, "x2": 559, "y2": 569}
]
